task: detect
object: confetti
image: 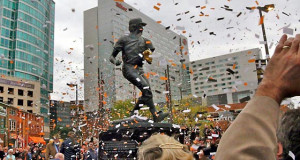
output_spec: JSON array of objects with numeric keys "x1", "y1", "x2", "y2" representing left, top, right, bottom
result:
[
  {"x1": 153, "y1": 6, "x2": 160, "y2": 11},
  {"x1": 160, "y1": 77, "x2": 168, "y2": 81},
  {"x1": 283, "y1": 27, "x2": 294, "y2": 35}
]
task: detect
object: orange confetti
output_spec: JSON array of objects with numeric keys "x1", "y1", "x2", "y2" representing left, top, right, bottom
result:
[
  {"x1": 9, "y1": 60, "x2": 14, "y2": 64},
  {"x1": 1, "y1": 75, "x2": 5, "y2": 78},
  {"x1": 104, "y1": 92, "x2": 108, "y2": 98},
  {"x1": 201, "y1": 6, "x2": 206, "y2": 9},
  {"x1": 168, "y1": 60, "x2": 173, "y2": 63},
  {"x1": 255, "y1": 1, "x2": 259, "y2": 5},
  {"x1": 233, "y1": 64, "x2": 236, "y2": 70},
  {"x1": 134, "y1": 65, "x2": 138, "y2": 69},
  {"x1": 248, "y1": 59, "x2": 255, "y2": 63},
  {"x1": 247, "y1": 51, "x2": 252, "y2": 54},
  {"x1": 146, "y1": 41, "x2": 151, "y2": 44},
  {"x1": 251, "y1": 6, "x2": 256, "y2": 10},
  {"x1": 171, "y1": 63, "x2": 177, "y2": 67},
  {"x1": 144, "y1": 73, "x2": 150, "y2": 79},
  {"x1": 156, "y1": 21, "x2": 162, "y2": 24},
  {"x1": 139, "y1": 92, "x2": 142, "y2": 96},
  {"x1": 153, "y1": 6, "x2": 160, "y2": 11},
  {"x1": 183, "y1": 64, "x2": 186, "y2": 69},
  {"x1": 57, "y1": 118, "x2": 62, "y2": 122},
  {"x1": 184, "y1": 51, "x2": 188, "y2": 55},
  {"x1": 160, "y1": 77, "x2": 168, "y2": 81},
  {"x1": 157, "y1": 3, "x2": 161, "y2": 6},
  {"x1": 96, "y1": 25, "x2": 98, "y2": 29},
  {"x1": 150, "y1": 72, "x2": 157, "y2": 75},
  {"x1": 98, "y1": 42, "x2": 102, "y2": 46},
  {"x1": 114, "y1": 0, "x2": 124, "y2": 2},
  {"x1": 70, "y1": 48, "x2": 74, "y2": 50},
  {"x1": 259, "y1": 15, "x2": 264, "y2": 25},
  {"x1": 244, "y1": 82, "x2": 248, "y2": 86},
  {"x1": 182, "y1": 30, "x2": 186, "y2": 33},
  {"x1": 210, "y1": 8, "x2": 215, "y2": 10},
  {"x1": 102, "y1": 101, "x2": 107, "y2": 105},
  {"x1": 189, "y1": 68, "x2": 194, "y2": 74},
  {"x1": 180, "y1": 46, "x2": 184, "y2": 50}
]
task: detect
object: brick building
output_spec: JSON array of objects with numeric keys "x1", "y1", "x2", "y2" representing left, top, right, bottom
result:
[{"x1": 1, "y1": 102, "x2": 45, "y2": 147}]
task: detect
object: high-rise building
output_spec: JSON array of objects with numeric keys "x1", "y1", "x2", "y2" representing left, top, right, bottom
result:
[
  {"x1": 190, "y1": 48, "x2": 263, "y2": 105},
  {"x1": 84, "y1": 0, "x2": 190, "y2": 112},
  {"x1": 0, "y1": 0, "x2": 55, "y2": 137},
  {"x1": 49, "y1": 100, "x2": 71, "y2": 131}
]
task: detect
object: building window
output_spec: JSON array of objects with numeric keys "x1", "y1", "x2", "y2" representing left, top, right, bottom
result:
[
  {"x1": 9, "y1": 120, "x2": 16, "y2": 131},
  {"x1": 18, "y1": 99, "x2": 23, "y2": 106},
  {"x1": 27, "y1": 100, "x2": 33, "y2": 107},
  {"x1": 8, "y1": 98, "x2": 13, "y2": 105},
  {"x1": 27, "y1": 110, "x2": 32, "y2": 113},
  {"x1": 27, "y1": 91, "x2": 33, "y2": 97},
  {"x1": 10, "y1": 109, "x2": 16, "y2": 115},
  {"x1": 18, "y1": 89, "x2": 24, "y2": 96},
  {"x1": 0, "y1": 86, "x2": 3, "y2": 93},
  {"x1": 0, "y1": 97, "x2": 3, "y2": 102},
  {"x1": 8, "y1": 88, "x2": 14, "y2": 95}
]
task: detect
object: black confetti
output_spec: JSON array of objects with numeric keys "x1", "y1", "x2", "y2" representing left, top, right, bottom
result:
[{"x1": 237, "y1": 12, "x2": 242, "y2": 17}]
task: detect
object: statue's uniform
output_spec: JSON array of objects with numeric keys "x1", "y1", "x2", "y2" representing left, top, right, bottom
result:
[{"x1": 112, "y1": 34, "x2": 157, "y2": 115}]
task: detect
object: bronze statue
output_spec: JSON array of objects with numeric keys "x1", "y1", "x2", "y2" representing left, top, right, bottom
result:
[{"x1": 109, "y1": 18, "x2": 168, "y2": 122}]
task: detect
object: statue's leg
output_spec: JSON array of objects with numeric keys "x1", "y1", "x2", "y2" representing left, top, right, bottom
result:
[
  {"x1": 122, "y1": 65, "x2": 156, "y2": 115},
  {"x1": 122, "y1": 65, "x2": 168, "y2": 122}
]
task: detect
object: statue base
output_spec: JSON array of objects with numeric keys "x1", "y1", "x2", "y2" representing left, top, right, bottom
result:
[{"x1": 98, "y1": 116, "x2": 184, "y2": 160}]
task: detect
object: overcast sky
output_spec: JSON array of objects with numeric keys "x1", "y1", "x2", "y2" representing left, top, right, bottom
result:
[{"x1": 51, "y1": 0, "x2": 300, "y2": 105}]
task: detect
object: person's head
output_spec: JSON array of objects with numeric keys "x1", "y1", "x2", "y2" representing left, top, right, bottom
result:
[
  {"x1": 129, "y1": 18, "x2": 147, "y2": 34},
  {"x1": 68, "y1": 131, "x2": 75, "y2": 138},
  {"x1": 54, "y1": 153, "x2": 64, "y2": 160},
  {"x1": 53, "y1": 134, "x2": 60, "y2": 143},
  {"x1": 18, "y1": 148, "x2": 23, "y2": 153},
  {"x1": 8, "y1": 149, "x2": 13, "y2": 155},
  {"x1": 138, "y1": 134, "x2": 193, "y2": 160},
  {"x1": 277, "y1": 108, "x2": 300, "y2": 160},
  {"x1": 88, "y1": 142, "x2": 94, "y2": 150}
]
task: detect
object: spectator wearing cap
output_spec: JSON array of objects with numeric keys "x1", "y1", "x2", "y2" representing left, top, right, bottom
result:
[{"x1": 5, "y1": 149, "x2": 15, "y2": 160}]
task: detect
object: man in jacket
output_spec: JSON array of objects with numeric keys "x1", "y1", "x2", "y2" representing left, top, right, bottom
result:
[
  {"x1": 45, "y1": 135, "x2": 60, "y2": 160},
  {"x1": 60, "y1": 131, "x2": 81, "y2": 160},
  {"x1": 216, "y1": 34, "x2": 300, "y2": 159}
]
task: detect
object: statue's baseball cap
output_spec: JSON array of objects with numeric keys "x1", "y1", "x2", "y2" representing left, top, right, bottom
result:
[{"x1": 129, "y1": 18, "x2": 147, "y2": 26}]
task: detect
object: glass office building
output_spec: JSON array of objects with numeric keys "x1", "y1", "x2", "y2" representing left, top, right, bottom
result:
[{"x1": 0, "y1": 0, "x2": 55, "y2": 133}]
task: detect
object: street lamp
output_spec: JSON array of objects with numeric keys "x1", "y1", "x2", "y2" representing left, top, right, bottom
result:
[
  {"x1": 246, "y1": 4, "x2": 275, "y2": 60},
  {"x1": 67, "y1": 83, "x2": 78, "y2": 105}
]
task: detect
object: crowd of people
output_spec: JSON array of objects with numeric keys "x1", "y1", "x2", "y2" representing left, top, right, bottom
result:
[{"x1": 0, "y1": 131, "x2": 99, "y2": 160}]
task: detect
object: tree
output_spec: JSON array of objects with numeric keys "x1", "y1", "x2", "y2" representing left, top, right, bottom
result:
[{"x1": 50, "y1": 125, "x2": 72, "y2": 140}]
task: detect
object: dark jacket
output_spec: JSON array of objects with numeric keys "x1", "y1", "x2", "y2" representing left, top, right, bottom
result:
[{"x1": 60, "y1": 139, "x2": 80, "y2": 160}]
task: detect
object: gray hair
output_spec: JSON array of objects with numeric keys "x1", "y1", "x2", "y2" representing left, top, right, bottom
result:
[{"x1": 277, "y1": 108, "x2": 300, "y2": 158}]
